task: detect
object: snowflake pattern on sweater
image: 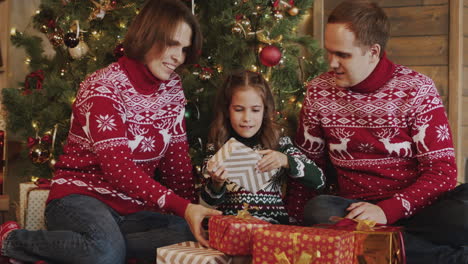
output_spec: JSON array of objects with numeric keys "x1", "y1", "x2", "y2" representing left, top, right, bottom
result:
[
  {"x1": 48, "y1": 62, "x2": 196, "y2": 217},
  {"x1": 295, "y1": 65, "x2": 457, "y2": 224}
]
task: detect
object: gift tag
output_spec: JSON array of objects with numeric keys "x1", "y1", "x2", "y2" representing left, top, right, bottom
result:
[{"x1": 209, "y1": 138, "x2": 278, "y2": 193}]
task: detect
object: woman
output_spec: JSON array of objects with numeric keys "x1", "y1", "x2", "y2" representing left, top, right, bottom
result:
[{"x1": 0, "y1": 0, "x2": 220, "y2": 263}]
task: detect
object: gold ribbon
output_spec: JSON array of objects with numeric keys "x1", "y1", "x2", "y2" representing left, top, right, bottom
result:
[
  {"x1": 274, "y1": 232, "x2": 320, "y2": 264},
  {"x1": 257, "y1": 32, "x2": 283, "y2": 45},
  {"x1": 236, "y1": 202, "x2": 259, "y2": 219}
]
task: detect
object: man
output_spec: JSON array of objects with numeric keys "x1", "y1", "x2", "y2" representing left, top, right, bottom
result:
[{"x1": 296, "y1": 1, "x2": 468, "y2": 263}]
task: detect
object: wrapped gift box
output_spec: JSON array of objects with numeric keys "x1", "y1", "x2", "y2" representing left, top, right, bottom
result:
[
  {"x1": 252, "y1": 225, "x2": 356, "y2": 264},
  {"x1": 317, "y1": 219, "x2": 405, "y2": 264},
  {"x1": 353, "y1": 228, "x2": 404, "y2": 264},
  {"x1": 209, "y1": 215, "x2": 271, "y2": 256},
  {"x1": 19, "y1": 182, "x2": 50, "y2": 230},
  {"x1": 205, "y1": 138, "x2": 277, "y2": 193},
  {"x1": 156, "y1": 241, "x2": 252, "y2": 264}
]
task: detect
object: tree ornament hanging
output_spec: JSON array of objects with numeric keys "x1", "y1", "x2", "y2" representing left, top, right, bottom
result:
[
  {"x1": 113, "y1": 43, "x2": 125, "y2": 59},
  {"x1": 199, "y1": 69, "x2": 213, "y2": 80},
  {"x1": 29, "y1": 142, "x2": 51, "y2": 164},
  {"x1": 69, "y1": 41, "x2": 89, "y2": 59},
  {"x1": 64, "y1": 32, "x2": 79, "y2": 48},
  {"x1": 22, "y1": 69, "x2": 45, "y2": 95},
  {"x1": 288, "y1": 6, "x2": 299, "y2": 16},
  {"x1": 273, "y1": 10, "x2": 283, "y2": 20},
  {"x1": 89, "y1": 0, "x2": 116, "y2": 20},
  {"x1": 68, "y1": 21, "x2": 89, "y2": 59},
  {"x1": 47, "y1": 28, "x2": 64, "y2": 47},
  {"x1": 259, "y1": 45, "x2": 282, "y2": 67}
]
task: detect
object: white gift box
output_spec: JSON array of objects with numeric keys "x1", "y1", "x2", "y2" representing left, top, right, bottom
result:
[
  {"x1": 157, "y1": 241, "x2": 251, "y2": 264},
  {"x1": 206, "y1": 138, "x2": 277, "y2": 194},
  {"x1": 19, "y1": 182, "x2": 49, "y2": 230}
]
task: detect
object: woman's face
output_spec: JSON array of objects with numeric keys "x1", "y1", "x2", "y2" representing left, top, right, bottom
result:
[
  {"x1": 229, "y1": 87, "x2": 265, "y2": 139},
  {"x1": 144, "y1": 21, "x2": 192, "y2": 81}
]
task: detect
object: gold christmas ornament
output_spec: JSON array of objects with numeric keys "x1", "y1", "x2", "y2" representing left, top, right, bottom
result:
[
  {"x1": 47, "y1": 29, "x2": 64, "y2": 47},
  {"x1": 288, "y1": 6, "x2": 299, "y2": 16}
]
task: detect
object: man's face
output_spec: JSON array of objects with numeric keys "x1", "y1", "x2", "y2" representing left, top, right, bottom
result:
[{"x1": 324, "y1": 23, "x2": 378, "y2": 88}]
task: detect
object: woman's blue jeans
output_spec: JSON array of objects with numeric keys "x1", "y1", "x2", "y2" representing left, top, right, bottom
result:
[
  {"x1": 2, "y1": 194, "x2": 195, "y2": 264},
  {"x1": 303, "y1": 184, "x2": 468, "y2": 264}
]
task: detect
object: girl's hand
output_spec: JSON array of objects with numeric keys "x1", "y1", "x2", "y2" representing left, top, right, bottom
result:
[
  {"x1": 206, "y1": 160, "x2": 228, "y2": 190},
  {"x1": 256, "y1": 149, "x2": 289, "y2": 172}
]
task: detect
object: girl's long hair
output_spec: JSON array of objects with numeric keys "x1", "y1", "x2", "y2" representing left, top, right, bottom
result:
[{"x1": 208, "y1": 70, "x2": 281, "y2": 150}]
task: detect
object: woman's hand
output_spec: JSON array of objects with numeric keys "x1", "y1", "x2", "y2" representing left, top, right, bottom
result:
[
  {"x1": 184, "y1": 203, "x2": 222, "y2": 247},
  {"x1": 256, "y1": 149, "x2": 289, "y2": 172},
  {"x1": 206, "y1": 160, "x2": 228, "y2": 191}
]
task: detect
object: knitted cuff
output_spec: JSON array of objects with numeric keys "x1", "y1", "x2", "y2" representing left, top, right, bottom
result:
[
  {"x1": 376, "y1": 198, "x2": 405, "y2": 224},
  {"x1": 165, "y1": 193, "x2": 190, "y2": 218}
]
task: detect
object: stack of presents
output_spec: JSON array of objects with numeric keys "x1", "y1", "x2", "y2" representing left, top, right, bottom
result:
[
  {"x1": 157, "y1": 212, "x2": 404, "y2": 264},
  {"x1": 157, "y1": 138, "x2": 406, "y2": 264},
  {"x1": 17, "y1": 138, "x2": 406, "y2": 263}
]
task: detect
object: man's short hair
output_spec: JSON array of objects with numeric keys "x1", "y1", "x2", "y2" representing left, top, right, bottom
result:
[{"x1": 328, "y1": 0, "x2": 390, "y2": 57}]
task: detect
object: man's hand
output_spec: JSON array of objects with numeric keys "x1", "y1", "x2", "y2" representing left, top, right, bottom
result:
[
  {"x1": 345, "y1": 202, "x2": 387, "y2": 224},
  {"x1": 257, "y1": 149, "x2": 289, "y2": 172},
  {"x1": 184, "y1": 203, "x2": 222, "y2": 247}
]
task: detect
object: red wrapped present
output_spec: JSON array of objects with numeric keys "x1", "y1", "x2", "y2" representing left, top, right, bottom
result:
[
  {"x1": 209, "y1": 214, "x2": 271, "y2": 256},
  {"x1": 252, "y1": 225, "x2": 355, "y2": 264}
]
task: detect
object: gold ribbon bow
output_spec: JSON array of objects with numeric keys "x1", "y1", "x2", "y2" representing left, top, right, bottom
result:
[
  {"x1": 236, "y1": 203, "x2": 259, "y2": 219},
  {"x1": 274, "y1": 232, "x2": 320, "y2": 264},
  {"x1": 257, "y1": 32, "x2": 283, "y2": 45}
]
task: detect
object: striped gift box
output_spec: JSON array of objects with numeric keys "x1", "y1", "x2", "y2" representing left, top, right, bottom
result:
[
  {"x1": 208, "y1": 138, "x2": 277, "y2": 194},
  {"x1": 156, "y1": 241, "x2": 233, "y2": 264}
]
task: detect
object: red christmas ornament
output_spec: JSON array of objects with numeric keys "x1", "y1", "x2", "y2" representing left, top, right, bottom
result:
[
  {"x1": 113, "y1": 43, "x2": 125, "y2": 59},
  {"x1": 259, "y1": 45, "x2": 282, "y2": 67}
]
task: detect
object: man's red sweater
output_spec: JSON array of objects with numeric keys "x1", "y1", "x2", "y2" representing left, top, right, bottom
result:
[
  {"x1": 295, "y1": 54, "x2": 457, "y2": 224},
  {"x1": 48, "y1": 57, "x2": 197, "y2": 217}
]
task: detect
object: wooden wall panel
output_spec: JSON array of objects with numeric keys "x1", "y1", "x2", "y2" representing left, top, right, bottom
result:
[
  {"x1": 464, "y1": 38, "x2": 468, "y2": 65},
  {"x1": 463, "y1": 97, "x2": 468, "y2": 125},
  {"x1": 387, "y1": 36, "x2": 448, "y2": 66},
  {"x1": 464, "y1": 67, "x2": 468, "y2": 96},
  {"x1": 462, "y1": 127, "x2": 468, "y2": 157},
  {"x1": 386, "y1": 6, "x2": 448, "y2": 36},
  {"x1": 465, "y1": 7, "x2": 468, "y2": 36}
]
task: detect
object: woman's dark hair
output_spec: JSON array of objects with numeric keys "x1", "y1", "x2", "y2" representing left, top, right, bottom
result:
[{"x1": 123, "y1": 0, "x2": 202, "y2": 64}]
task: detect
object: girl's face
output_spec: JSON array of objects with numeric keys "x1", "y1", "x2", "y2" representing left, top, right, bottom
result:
[
  {"x1": 144, "y1": 21, "x2": 192, "y2": 81},
  {"x1": 229, "y1": 87, "x2": 264, "y2": 139}
]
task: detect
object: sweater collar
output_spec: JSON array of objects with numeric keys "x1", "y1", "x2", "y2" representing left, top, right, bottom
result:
[
  {"x1": 118, "y1": 56, "x2": 163, "y2": 94},
  {"x1": 229, "y1": 126, "x2": 261, "y2": 148},
  {"x1": 348, "y1": 52, "x2": 396, "y2": 93}
]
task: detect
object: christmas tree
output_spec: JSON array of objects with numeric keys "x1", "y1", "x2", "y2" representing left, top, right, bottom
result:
[{"x1": 2, "y1": 0, "x2": 326, "y2": 179}]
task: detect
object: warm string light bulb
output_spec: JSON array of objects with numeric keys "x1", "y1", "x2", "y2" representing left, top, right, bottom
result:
[{"x1": 10, "y1": 28, "x2": 17, "y2": 35}]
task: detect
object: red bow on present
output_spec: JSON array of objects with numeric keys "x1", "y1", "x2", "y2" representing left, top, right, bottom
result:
[
  {"x1": 23, "y1": 69, "x2": 45, "y2": 95},
  {"x1": 34, "y1": 178, "x2": 52, "y2": 189}
]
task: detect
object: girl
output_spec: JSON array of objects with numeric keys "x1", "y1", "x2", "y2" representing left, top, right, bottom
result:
[
  {"x1": 201, "y1": 70, "x2": 325, "y2": 224},
  {"x1": 0, "y1": 1, "x2": 220, "y2": 263}
]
